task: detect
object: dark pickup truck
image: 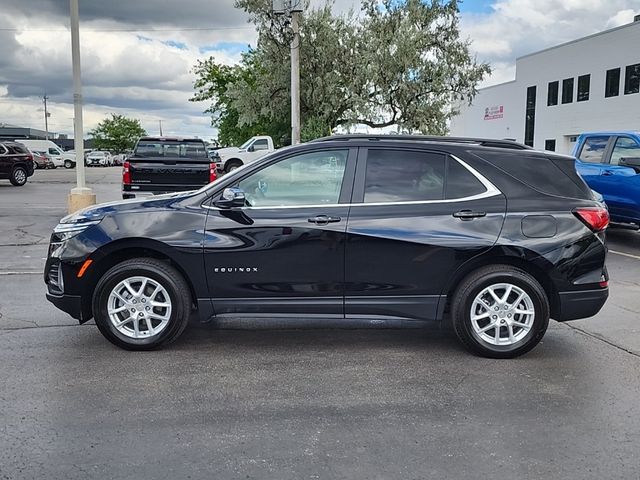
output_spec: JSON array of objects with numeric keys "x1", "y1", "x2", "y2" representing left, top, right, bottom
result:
[{"x1": 122, "y1": 137, "x2": 217, "y2": 199}]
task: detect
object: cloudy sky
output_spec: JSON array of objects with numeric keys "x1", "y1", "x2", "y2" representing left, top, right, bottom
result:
[{"x1": 0, "y1": 0, "x2": 638, "y2": 141}]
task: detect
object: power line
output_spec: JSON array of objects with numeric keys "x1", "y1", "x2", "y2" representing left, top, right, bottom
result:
[{"x1": 0, "y1": 25, "x2": 254, "y2": 32}]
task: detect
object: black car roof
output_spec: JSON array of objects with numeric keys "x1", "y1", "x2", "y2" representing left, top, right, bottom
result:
[{"x1": 311, "y1": 134, "x2": 531, "y2": 151}]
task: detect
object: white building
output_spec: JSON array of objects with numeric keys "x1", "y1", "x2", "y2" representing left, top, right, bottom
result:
[{"x1": 451, "y1": 17, "x2": 640, "y2": 154}]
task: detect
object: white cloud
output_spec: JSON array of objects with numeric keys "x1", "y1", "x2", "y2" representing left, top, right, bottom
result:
[{"x1": 461, "y1": 0, "x2": 640, "y2": 87}]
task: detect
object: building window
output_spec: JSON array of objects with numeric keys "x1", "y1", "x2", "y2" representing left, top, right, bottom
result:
[
  {"x1": 624, "y1": 63, "x2": 640, "y2": 95},
  {"x1": 524, "y1": 86, "x2": 536, "y2": 147},
  {"x1": 562, "y1": 78, "x2": 574, "y2": 104},
  {"x1": 545, "y1": 139, "x2": 556, "y2": 152},
  {"x1": 605, "y1": 68, "x2": 620, "y2": 97},
  {"x1": 577, "y1": 74, "x2": 590, "y2": 102},
  {"x1": 547, "y1": 81, "x2": 559, "y2": 106}
]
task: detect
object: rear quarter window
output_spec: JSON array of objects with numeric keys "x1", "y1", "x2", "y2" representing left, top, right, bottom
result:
[
  {"x1": 13, "y1": 145, "x2": 29, "y2": 154},
  {"x1": 476, "y1": 151, "x2": 590, "y2": 199}
]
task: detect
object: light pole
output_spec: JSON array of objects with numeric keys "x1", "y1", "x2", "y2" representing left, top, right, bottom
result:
[
  {"x1": 273, "y1": 0, "x2": 302, "y2": 145},
  {"x1": 290, "y1": 7, "x2": 301, "y2": 144},
  {"x1": 43, "y1": 94, "x2": 50, "y2": 140},
  {"x1": 68, "y1": 0, "x2": 95, "y2": 213}
]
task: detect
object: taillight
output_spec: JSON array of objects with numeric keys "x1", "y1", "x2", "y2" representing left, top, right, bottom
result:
[
  {"x1": 209, "y1": 163, "x2": 217, "y2": 183},
  {"x1": 122, "y1": 161, "x2": 131, "y2": 185},
  {"x1": 573, "y1": 206, "x2": 609, "y2": 232}
]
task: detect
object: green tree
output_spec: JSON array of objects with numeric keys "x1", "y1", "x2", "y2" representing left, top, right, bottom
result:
[
  {"x1": 192, "y1": 0, "x2": 490, "y2": 141},
  {"x1": 89, "y1": 114, "x2": 147, "y2": 153}
]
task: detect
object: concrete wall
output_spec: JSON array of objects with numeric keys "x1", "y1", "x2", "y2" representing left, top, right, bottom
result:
[{"x1": 451, "y1": 21, "x2": 640, "y2": 154}]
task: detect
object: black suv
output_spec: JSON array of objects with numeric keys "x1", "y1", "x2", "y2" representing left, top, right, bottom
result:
[
  {"x1": 122, "y1": 137, "x2": 216, "y2": 199},
  {"x1": 45, "y1": 135, "x2": 609, "y2": 358},
  {"x1": 0, "y1": 141, "x2": 35, "y2": 186}
]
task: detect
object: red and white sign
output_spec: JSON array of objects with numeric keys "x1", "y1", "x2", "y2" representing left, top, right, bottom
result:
[{"x1": 484, "y1": 105, "x2": 504, "y2": 120}]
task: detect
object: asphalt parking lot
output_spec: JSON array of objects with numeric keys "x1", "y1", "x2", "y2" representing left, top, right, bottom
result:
[{"x1": 1, "y1": 168, "x2": 639, "y2": 479}]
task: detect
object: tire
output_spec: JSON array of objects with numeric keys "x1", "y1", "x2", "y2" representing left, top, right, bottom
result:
[
  {"x1": 32, "y1": 162, "x2": 39, "y2": 170},
  {"x1": 225, "y1": 160, "x2": 242, "y2": 173},
  {"x1": 451, "y1": 265, "x2": 549, "y2": 359},
  {"x1": 92, "y1": 258, "x2": 192, "y2": 351},
  {"x1": 10, "y1": 166, "x2": 28, "y2": 186},
  {"x1": 64, "y1": 160, "x2": 73, "y2": 169}
]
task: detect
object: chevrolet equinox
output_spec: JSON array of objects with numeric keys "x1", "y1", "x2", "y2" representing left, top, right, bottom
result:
[{"x1": 45, "y1": 135, "x2": 609, "y2": 358}]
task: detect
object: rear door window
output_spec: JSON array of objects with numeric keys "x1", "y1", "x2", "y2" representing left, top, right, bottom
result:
[
  {"x1": 363, "y1": 149, "x2": 445, "y2": 203},
  {"x1": 445, "y1": 158, "x2": 486, "y2": 199},
  {"x1": 578, "y1": 136, "x2": 610, "y2": 163}
]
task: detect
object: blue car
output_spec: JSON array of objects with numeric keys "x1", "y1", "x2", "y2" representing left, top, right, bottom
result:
[{"x1": 573, "y1": 131, "x2": 640, "y2": 225}]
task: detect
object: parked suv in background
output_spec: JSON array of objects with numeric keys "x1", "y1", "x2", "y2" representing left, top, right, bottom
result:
[
  {"x1": 0, "y1": 141, "x2": 35, "y2": 186},
  {"x1": 86, "y1": 150, "x2": 112, "y2": 167},
  {"x1": 122, "y1": 137, "x2": 216, "y2": 199},
  {"x1": 45, "y1": 135, "x2": 609, "y2": 358}
]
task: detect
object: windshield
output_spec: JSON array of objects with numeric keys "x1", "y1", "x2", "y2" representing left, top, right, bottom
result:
[
  {"x1": 134, "y1": 140, "x2": 207, "y2": 158},
  {"x1": 239, "y1": 138, "x2": 254, "y2": 150}
]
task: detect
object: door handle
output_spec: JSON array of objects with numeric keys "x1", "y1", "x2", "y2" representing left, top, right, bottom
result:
[
  {"x1": 308, "y1": 215, "x2": 341, "y2": 225},
  {"x1": 453, "y1": 209, "x2": 486, "y2": 220},
  {"x1": 602, "y1": 170, "x2": 614, "y2": 176}
]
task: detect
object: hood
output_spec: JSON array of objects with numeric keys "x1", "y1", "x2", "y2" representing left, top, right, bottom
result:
[
  {"x1": 59, "y1": 191, "x2": 194, "y2": 224},
  {"x1": 216, "y1": 146, "x2": 242, "y2": 157}
]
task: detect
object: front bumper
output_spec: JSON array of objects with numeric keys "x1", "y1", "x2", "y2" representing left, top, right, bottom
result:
[
  {"x1": 554, "y1": 288, "x2": 609, "y2": 321},
  {"x1": 45, "y1": 293, "x2": 87, "y2": 322}
]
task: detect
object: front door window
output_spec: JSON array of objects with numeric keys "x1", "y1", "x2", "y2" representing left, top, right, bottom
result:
[
  {"x1": 237, "y1": 150, "x2": 348, "y2": 207},
  {"x1": 610, "y1": 137, "x2": 640, "y2": 165}
]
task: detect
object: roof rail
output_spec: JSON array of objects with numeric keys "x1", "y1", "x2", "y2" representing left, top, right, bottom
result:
[{"x1": 310, "y1": 134, "x2": 532, "y2": 150}]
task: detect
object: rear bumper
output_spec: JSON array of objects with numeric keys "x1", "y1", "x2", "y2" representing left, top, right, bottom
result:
[
  {"x1": 123, "y1": 184, "x2": 203, "y2": 197},
  {"x1": 554, "y1": 288, "x2": 609, "y2": 321}
]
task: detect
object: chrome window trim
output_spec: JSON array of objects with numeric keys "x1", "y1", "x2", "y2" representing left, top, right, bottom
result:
[
  {"x1": 202, "y1": 153, "x2": 501, "y2": 211},
  {"x1": 0, "y1": 144, "x2": 8, "y2": 155}
]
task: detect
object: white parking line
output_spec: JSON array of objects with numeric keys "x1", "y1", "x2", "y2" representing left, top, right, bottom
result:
[
  {"x1": 610, "y1": 250, "x2": 640, "y2": 261},
  {"x1": 0, "y1": 271, "x2": 41, "y2": 275}
]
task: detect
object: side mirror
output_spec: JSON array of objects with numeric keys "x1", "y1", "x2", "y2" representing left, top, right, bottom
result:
[
  {"x1": 214, "y1": 187, "x2": 246, "y2": 209},
  {"x1": 619, "y1": 157, "x2": 640, "y2": 173},
  {"x1": 247, "y1": 145, "x2": 255, "y2": 152}
]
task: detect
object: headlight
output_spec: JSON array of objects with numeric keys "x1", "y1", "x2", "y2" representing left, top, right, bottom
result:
[{"x1": 53, "y1": 219, "x2": 102, "y2": 241}]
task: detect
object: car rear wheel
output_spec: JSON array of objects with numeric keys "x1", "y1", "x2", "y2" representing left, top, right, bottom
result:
[
  {"x1": 10, "y1": 167, "x2": 28, "y2": 186},
  {"x1": 93, "y1": 258, "x2": 192, "y2": 350},
  {"x1": 451, "y1": 265, "x2": 549, "y2": 359}
]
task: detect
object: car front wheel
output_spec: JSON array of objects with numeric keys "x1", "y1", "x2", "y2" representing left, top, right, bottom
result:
[
  {"x1": 451, "y1": 265, "x2": 549, "y2": 359},
  {"x1": 92, "y1": 258, "x2": 192, "y2": 350}
]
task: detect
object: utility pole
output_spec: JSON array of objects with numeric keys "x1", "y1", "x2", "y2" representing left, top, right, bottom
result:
[
  {"x1": 43, "y1": 94, "x2": 50, "y2": 140},
  {"x1": 273, "y1": 1, "x2": 302, "y2": 145},
  {"x1": 290, "y1": 8, "x2": 301, "y2": 145},
  {"x1": 68, "y1": 0, "x2": 95, "y2": 213},
  {"x1": 159, "y1": 120, "x2": 163, "y2": 136}
]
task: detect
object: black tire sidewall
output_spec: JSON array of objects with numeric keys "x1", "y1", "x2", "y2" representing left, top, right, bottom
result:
[
  {"x1": 454, "y1": 269, "x2": 549, "y2": 358},
  {"x1": 93, "y1": 263, "x2": 189, "y2": 350}
]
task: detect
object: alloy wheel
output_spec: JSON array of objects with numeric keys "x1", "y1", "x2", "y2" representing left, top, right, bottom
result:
[
  {"x1": 107, "y1": 276, "x2": 172, "y2": 339},
  {"x1": 469, "y1": 283, "x2": 535, "y2": 346}
]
